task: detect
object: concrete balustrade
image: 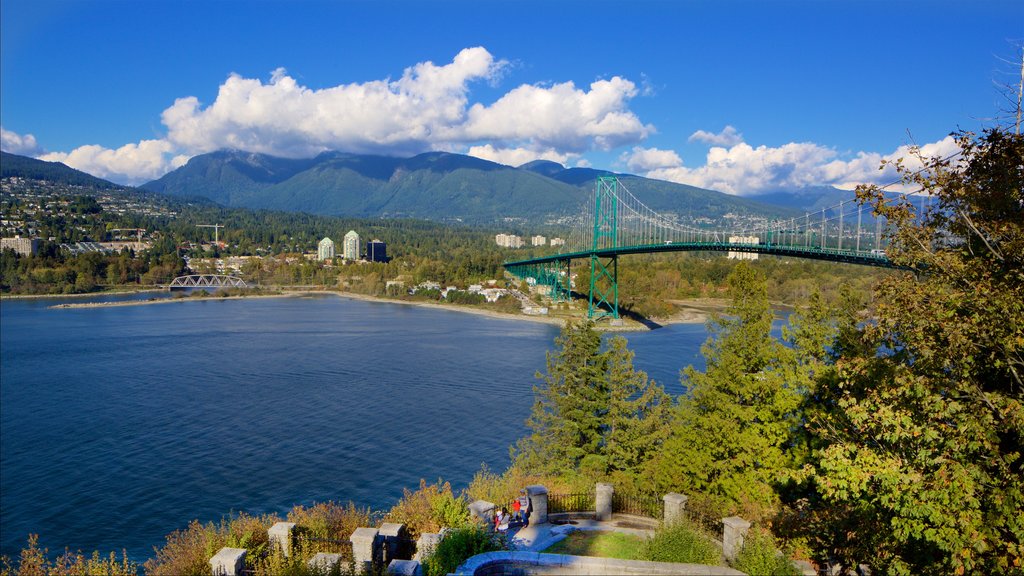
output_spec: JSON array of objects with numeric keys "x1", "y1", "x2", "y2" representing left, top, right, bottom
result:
[
  {"x1": 268, "y1": 521, "x2": 296, "y2": 557},
  {"x1": 662, "y1": 493, "x2": 688, "y2": 526},
  {"x1": 722, "y1": 516, "x2": 751, "y2": 561},
  {"x1": 595, "y1": 483, "x2": 614, "y2": 521},
  {"x1": 209, "y1": 547, "x2": 246, "y2": 576}
]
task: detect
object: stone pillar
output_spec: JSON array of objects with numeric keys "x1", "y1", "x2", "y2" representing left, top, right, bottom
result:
[
  {"x1": 350, "y1": 527, "x2": 381, "y2": 573},
  {"x1": 268, "y1": 521, "x2": 296, "y2": 557},
  {"x1": 722, "y1": 516, "x2": 751, "y2": 561},
  {"x1": 387, "y1": 559, "x2": 423, "y2": 576},
  {"x1": 379, "y1": 522, "x2": 409, "y2": 563},
  {"x1": 468, "y1": 500, "x2": 496, "y2": 527},
  {"x1": 414, "y1": 532, "x2": 443, "y2": 561},
  {"x1": 595, "y1": 483, "x2": 614, "y2": 521},
  {"x1": 525, "y1": 485, "x2": 549, "y2": 524},
  {"x1": 662, "y1": 493, "x2": 688, "y2": 526},
  {"x1": 209, "y1": 547, "x2": 247, "y2": 576},
  {"x1": 307, "y1": 552, "x2": 342, "y2": 575}
]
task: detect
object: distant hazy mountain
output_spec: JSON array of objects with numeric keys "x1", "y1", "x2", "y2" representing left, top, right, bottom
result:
[
  {"x1": 142, "y1": 150, "x2": 798, "y2": 224},
  {"x1": 748, "y1": 186, "x2": 859, "y2": 213},
  {"x1": 1, "y1": 151, "x2": 121, "y2": 189}
]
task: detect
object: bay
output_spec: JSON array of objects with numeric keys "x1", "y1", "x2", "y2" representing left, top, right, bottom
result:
[{"x1": 0, "y1": 295, "x2": 711, "y2": 563}]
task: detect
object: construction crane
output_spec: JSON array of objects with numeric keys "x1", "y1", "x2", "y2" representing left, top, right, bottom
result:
[{"x1": 196, "y1": 224, "x2": 225, "y2": 247}]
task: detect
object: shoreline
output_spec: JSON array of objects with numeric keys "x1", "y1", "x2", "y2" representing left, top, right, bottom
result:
[{"x1": 29, "y1": 287, "x2": 718, "y2": 329}]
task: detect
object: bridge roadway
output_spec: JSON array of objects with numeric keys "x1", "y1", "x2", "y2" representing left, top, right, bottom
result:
[{"x1": 504, "y1": 240, "x2": 894, "y2": 270}]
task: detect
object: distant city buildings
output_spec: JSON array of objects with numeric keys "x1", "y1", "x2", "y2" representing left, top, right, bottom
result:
[
  {"x1": 317, "y1": 237, "x2": 335, "y2": 261},
  {"x1": 496, "y1": 233, "x2": 566, "y2": 248},
  {"x1": 727, "y1": 235, "x2": 759, "y2": 260},
  {"x1": 495, "y1": 233, "x2": 524, "y2": 248},
  {"x1": 343, "y1": 230, "x2": 361, "y2": 260},
  {"x1": 366, "y1": 239, "x2": 387, "y2": 263},
  {"x1": 0, "y1": 236, "x2": 39, "y2": 256}
]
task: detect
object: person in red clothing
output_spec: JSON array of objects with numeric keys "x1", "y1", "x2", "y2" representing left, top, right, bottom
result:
[{"x1": 512, "y1": 497, "x2": 522, "y2": 522}]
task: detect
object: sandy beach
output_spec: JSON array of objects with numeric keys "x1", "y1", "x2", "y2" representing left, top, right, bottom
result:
[{"x1": 33, "y1": 288, "x2": 720, "y2": 330}]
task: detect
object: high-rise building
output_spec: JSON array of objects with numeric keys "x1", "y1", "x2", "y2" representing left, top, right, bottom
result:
[
  {"x1": 531, "y1": 235, "x2": 547, "y2": 246},
  {"x1": 343, "y1": 230, "x2": 361, "y2": 260},
  {"x1": 317, "y1": 237, "x2": 335, "y2": 261},
  {"x1": 366, "y1": 239, "x2": 388, "y2": 263}
]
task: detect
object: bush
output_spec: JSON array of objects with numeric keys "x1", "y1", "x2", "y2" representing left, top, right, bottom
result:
[
  {"x1": 0, "y1": 535, "x2": 138, "y2": 576},
  {"x1": 421, "y1": 525, "x2": 506, "y2": 576},
  {"x1": 732, "y1": 529, "x2": 800, "y2": 576},
  {"x1": 641, "y1": 520, "x2": 720, "y2": 565},
  {"x1": 385, "y1": 479, "x2": 469, "y2": 539}
]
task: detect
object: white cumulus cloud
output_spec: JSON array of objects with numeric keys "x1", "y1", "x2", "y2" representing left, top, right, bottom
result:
[
  {"x1": 688, "y1": 125, "x2": 743, "y2": 147},
  {"x1": 645, "y1": 135, "x2": 960, "y2": 195},
  {"x1": 34, "y1": 47, "x2": 657, "y2": 184},
  {"x1": 622, "y1": 146, "x2": 683, "y2": 172},
  {"x1": 467, "y1": 145, "x2": 576, "y2": 167},
  {"x1": 1, "y1": 127, "x2": 44, "y2": 156},
  {"x1": 40, "y1": 140, "x2": 187, "y2": 185},
  {"x1": 462, "y1": 76, "x2": 653, "y2": 152}
]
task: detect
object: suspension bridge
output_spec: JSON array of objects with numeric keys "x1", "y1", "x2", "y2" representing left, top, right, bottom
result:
[{"x1": 504, "y1": 176, "x2": 902, "y2": 320}]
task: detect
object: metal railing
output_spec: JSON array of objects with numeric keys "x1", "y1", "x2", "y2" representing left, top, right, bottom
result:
[
  {"x1": 611, "y1": 492, "x2": 664, "y2": 519},
  {"x1": 547, "y1": 492, "x2": 594, "y2": 514}
]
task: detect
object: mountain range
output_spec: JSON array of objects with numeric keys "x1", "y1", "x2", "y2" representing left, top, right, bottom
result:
[
  {"x1": 139, "y1": 150, "x2": 805, "y2": 224},
  {"x1": 1, "y1": 149, "x2": 856, "y2": 224}
]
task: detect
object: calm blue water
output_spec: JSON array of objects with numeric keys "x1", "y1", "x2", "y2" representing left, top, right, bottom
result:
[{"x1": 0, "y1": 295, "x2": 715, "y2": 563}]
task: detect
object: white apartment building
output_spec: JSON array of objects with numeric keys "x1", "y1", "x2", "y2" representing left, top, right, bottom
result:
[
  {"x1": 531, "y1": 235, "x2": 547, "y2": 246},
  {"x1": 550, "y1": 237, "x2": 565, "y2": 247},
  {"x1": 495, "y1": 233, "x2": 524, "y2": 248},
  {"x1": 317, "y1": 237, "x2": 335, "y2": 261},
  {"x1": 343, "y1": 230, "x2": 361, "y2": 260}
]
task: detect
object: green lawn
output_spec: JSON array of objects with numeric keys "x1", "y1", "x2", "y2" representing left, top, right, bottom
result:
[{"x1": 541, "y1": 530, "x2": 645, "y2": 560}]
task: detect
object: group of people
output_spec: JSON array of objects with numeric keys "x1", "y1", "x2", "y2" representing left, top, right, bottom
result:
[{"x1": 493, "y1": 490, "x2": 531, "y2": 532}]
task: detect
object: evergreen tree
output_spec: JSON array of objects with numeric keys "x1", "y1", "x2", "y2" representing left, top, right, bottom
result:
[
  {"x1": 645, "y1": 262, "x2": 805, "y2": 517},
  {"x1": 513, "y1": 321, "x2": 671, "y2": 481}
]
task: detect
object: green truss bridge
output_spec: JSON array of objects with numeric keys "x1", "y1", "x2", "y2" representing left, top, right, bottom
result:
[{"x1": 504, "y1": 176, "x2": 901, "y2": 321}]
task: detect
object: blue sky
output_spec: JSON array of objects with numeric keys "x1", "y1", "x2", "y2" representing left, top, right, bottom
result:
[{"x1": 2, "y1": 0, "x2": 1021, "y2": 193}]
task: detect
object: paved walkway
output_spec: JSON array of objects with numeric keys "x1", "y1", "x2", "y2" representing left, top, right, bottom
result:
[{"x1": 510, "y1": 519, "x2": 655, "y2": 552}]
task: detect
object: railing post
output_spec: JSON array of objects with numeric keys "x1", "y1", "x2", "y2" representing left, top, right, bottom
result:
[
  {"x1": 722, "y1": 516, "x2": 751, "y2": 561},
  {"x1": 525, "y1": 485, "x2": 549, "y2": 524},
  {"x1": 268, "y1": 521, "x2": 296, "y2": 557},
  {"x1": 209, "y1": 547, "x2": 247, "y2": 576},
  {"x1": 595, "y1": 483, "x2": 614, "y2": 521},
  {"x1": 413, "y1": 533, "x2": 442, "y2": 562},
  {"x1": 350, "y1": 527, "x2": 381, "y2": 573},
  {"x1": 468, "y1": 500, "x2": 496, "y2": 529},
  {"x1": 379, "y1": 522, "x2": 409, "y2": 564},
  {"x1": 662, "y1": 493, "x2": 688, "y2": 526}
]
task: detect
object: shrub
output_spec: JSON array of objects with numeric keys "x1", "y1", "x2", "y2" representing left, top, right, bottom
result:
[
  {"x1": 385, "y1": 479, "x2": 469, "y2": 539},
  {"x1": 144, "y1": 512, "x2": 278, "y2": 576},
  {"x1": 641, "y1": 520, "x2": 720, "y2": 565},
  {"x1": 288, "y1": 501, "x2": 371, "y2": 556},
  {"x1": 421, "y1": 525, "x2": 506, "y2": 576},
  {"x1": 732, "y1": 529, "x2": 800, "y2": 576},
  {"x1": 0, "y1": 535, "x2": 138, "y2": 576}
]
